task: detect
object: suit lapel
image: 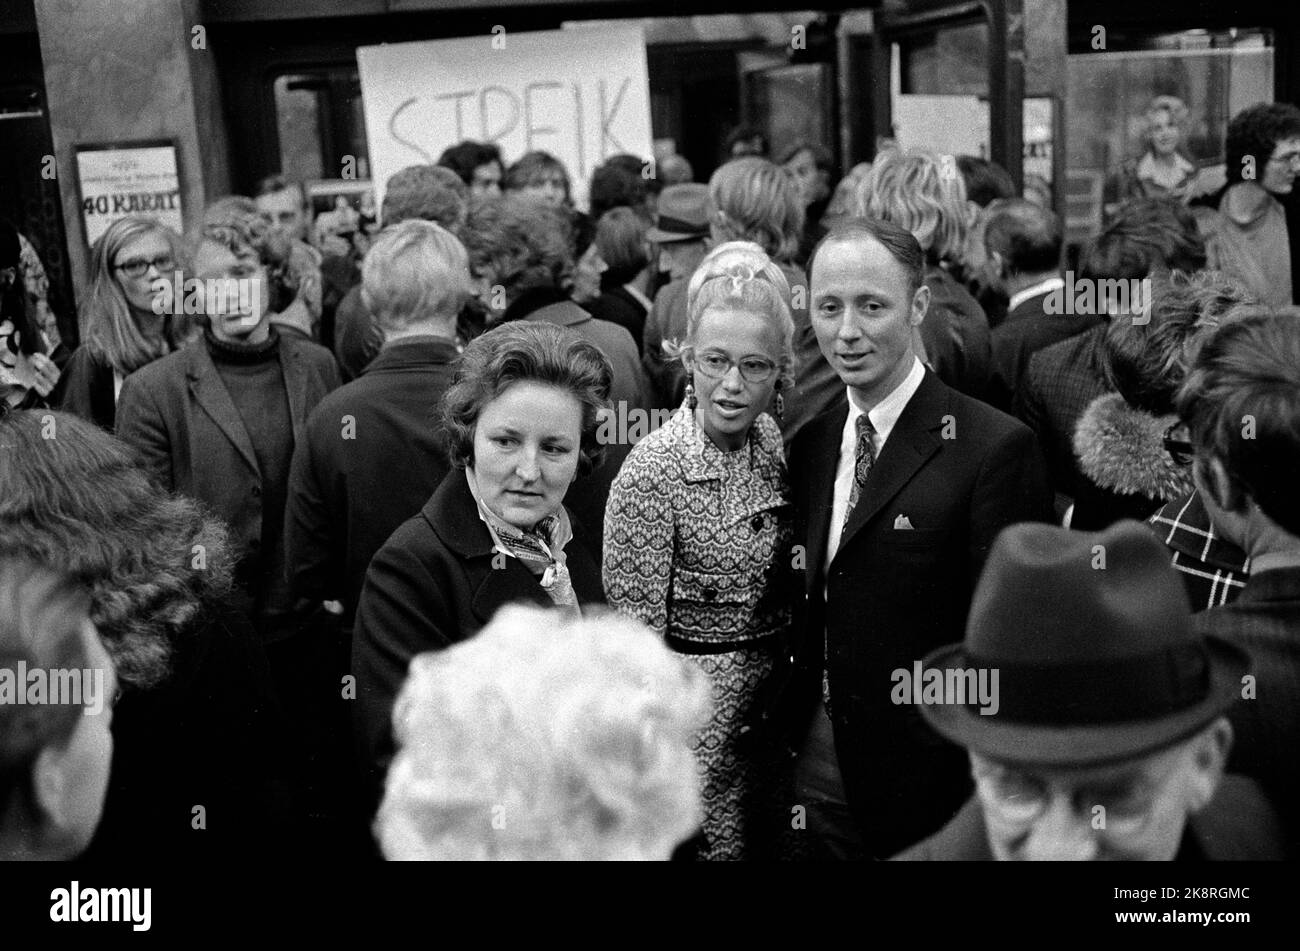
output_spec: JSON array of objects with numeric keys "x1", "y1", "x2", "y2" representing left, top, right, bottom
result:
[
  {"x1": 836, "y1": 373, "x2": 946, "y2": 555},
  {"x1": 186, "y1": 347, "x2": 259, "y2": 473},
  {"x1": 801, "y1": 404, "x2": 848, "y2": 592},
  {"x1": 279, "y1": 341, "x2": 311, "y2": 444}
]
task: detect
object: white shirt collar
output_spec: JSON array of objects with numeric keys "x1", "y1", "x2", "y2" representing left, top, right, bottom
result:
[
  {"x1": 1008, "y1": 276, "x2": 1065, "y2": 314},
  {"x1": 846, "y1": 355, "x2": 925, "y2": 447},
  {"x1": 623, "y1": 283, "x2": 654, "y2": 313}
]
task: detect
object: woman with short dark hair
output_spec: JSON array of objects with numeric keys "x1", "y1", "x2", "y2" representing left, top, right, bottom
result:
[
  {"x1": 460, "y1": 196, "x2": 648, "y2": 551},
  {"x1": 353, "y1": 321, "x2": 611, "y2": 811}
]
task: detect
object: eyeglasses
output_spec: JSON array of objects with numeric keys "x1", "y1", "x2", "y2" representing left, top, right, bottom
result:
[
  {"x1": 693, "y1": 351, "x2": 778, "y2": 384},
  {"x1": 113, "y1": 255, "x2": 175, "y2": 278},
  {"x1": 973, "y1": 756, "x2": 1181, "y2": 838},
  {"x1": 1163, "y1": 423, "x2": 1195, "y2": 466}
]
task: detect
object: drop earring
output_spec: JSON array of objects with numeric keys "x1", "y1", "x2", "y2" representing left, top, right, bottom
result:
[
  {"x1": 685, "y1": 381, "x2": 698, "y2": 410},
  {"x1": 774, "y1": 391, "x2": 785, "y2": 421}
]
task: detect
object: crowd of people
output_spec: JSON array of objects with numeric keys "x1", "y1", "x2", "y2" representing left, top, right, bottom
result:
[{"x1": 2, "y1": 98, "x2": 1299, "y2": 862}]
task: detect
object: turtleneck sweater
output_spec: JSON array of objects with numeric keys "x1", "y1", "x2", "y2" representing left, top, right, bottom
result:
[{"x1": 204, "y1": 327, "x2": 296, "y2": 637}]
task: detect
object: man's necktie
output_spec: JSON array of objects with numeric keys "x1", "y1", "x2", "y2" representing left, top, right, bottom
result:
[
  {"x1": 826, "y1": 413, "x2": 877, "y2": 709},
  {"x1": 842, "y1": 414, "x2": 877, "y2": 531}
]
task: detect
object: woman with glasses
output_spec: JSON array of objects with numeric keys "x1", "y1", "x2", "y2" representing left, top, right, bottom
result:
[
  {"x1": 603, "y1": 241, "x2": 801, "y2": 860},
  {"x1": 52, "y1": 216, "x2": 185, "y2": 431}
]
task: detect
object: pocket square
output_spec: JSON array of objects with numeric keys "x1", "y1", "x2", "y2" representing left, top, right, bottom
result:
[{"x1": 894, "y1": 514, "x2": 914, "y2": 530}]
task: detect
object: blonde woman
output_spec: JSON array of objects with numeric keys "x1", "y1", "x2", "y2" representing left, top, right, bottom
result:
[
  {"x1": 1106, "y1": 96, "x2": 1200, "y2": 213},
  {"x1": 52, "y1": 217, "x2": 186, "y2": 431},
  {"x1": 603, "y1": 241, "x2": 801, "y2": 860},
  {"x1": 709, "y1": 157, "x2": 839, "y2": 444},
  {"x1": 852, "y1": 147, "x2": 993, "y2": 399}
]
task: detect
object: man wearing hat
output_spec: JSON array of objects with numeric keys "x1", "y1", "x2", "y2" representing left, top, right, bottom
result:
[
  {"x1": 641, "y1": 182, "x2": 710, "y2": 408},
  {"x1": 895, "y1": 519, "x2": 1282, "y2": 860}
]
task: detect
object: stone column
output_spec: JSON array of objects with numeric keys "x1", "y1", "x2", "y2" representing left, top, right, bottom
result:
[{"x1": 34, "y1": 0, "x2": 231, "y2": 324}]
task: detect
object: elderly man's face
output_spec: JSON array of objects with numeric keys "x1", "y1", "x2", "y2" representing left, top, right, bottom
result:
[{"x1": 969, "y1": 723, "x2": 1229, "y2": 860}]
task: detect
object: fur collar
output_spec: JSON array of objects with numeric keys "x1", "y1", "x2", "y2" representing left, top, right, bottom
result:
[{"x1": 1073, "y1": 393, "x2": 1194, "y2": 501}]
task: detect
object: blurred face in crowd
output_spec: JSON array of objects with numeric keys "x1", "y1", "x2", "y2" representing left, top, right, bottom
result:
[
  {"x1": 471, "y1": 161, "x2": 503, "y2": 198},
  {"x1": 1262, "y1": 137, "x2": 1300, "y2": 195},
  {"x1": 658, "y1": 240, "x2": 708, "y2": 282},
  {"x1": 687, "y1": 306, "x2": 782, "y2": 452},
  {"x1": 193, "y1": 238, "x2": 271, "y2": 344},
  {"x1": 811, "y1": 235, "x2": 928, "y2": 406},
  {"x1": 969, "y1": 723, "x2": 1229, "y2": 861},
  {"x1": 113, "y1": 231, "x2": 175, "y2": 316},
  {"x1": 256, "y1": 185, "x2": 308, "y2": 242},
  {"x1": 519, "y1": 174, "x2": 567, "y2": 208},
  {"x1": 471, "y1": 380, "x2": 583, "y2": 530},
  {"x1": 784, "y1": 148, "x2": 825, "y2": 208},
  {"x1": 572, "y1": 243, "x2": 606, "y2": 305},
  {"x1": 1148, "y1": 110, "x2": 1181, "y2": 158}
]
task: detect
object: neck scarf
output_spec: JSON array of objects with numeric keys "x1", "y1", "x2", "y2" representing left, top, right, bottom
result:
[{"x1": 464, "y1": 468, "x2": 578, "y2": 612}]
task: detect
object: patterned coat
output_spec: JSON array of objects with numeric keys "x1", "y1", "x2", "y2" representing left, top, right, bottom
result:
[
  {"x1": 603, "y1": 404, "x2": 797, "y2": 859},
  {"x1": 603, "y1": 405, "x2": 796, "y2": 650}
]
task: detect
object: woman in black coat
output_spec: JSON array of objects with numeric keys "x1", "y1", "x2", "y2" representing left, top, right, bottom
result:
[{"x1": 353, "y1": 321, "x2": 613, "y2": 809}]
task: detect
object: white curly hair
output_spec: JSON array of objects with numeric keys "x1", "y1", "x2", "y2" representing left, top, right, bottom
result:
[{"x1": 376, "y1": 604, "x2": 712, "y2": 860}]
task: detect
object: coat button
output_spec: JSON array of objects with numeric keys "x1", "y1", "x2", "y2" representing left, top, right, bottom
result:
[
  {"x1": 252, "y1": 486, "x2": 262, "y2": 497},
  {"x1": 702, "y1": 586, "x2": 718, "y2": 601},
  {"x1": 750, "y1": 515, "x2": 764, "y2": 532}
]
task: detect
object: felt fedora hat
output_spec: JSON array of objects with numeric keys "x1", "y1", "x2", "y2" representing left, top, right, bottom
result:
[
  {"x1": 647, "y1": 183, "x2": 709, "y2": 243},
  {"x1": 919, "y1": 520, "x2": 1249, "y2": 767}
]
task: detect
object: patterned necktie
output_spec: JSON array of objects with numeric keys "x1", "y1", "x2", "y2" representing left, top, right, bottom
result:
[
  {"x1": 841, "y1": 413, "x2": 877, "y2": 531},
  {"x1": 826, "y1": 413, "x2": 877, "y2": 710}
]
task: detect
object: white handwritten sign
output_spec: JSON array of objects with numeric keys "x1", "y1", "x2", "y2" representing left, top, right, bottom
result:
[
  {"x1": 75, "y1": 142, "x2": 183, "y2": 247},
  {"x1": 357, "y1": 26, "x2": 653, "y2": 212}
]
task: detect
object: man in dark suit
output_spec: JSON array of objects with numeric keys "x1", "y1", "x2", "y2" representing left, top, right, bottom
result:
[
  {"x1": 783, "y1": 217, "x2": 1052, "y2": 859},
  {"x1": 984, "y1": 200, "x2": 1097, "y2": 411},
  {"x1": 286, "y1": 220, "x2": 465, "y2": 638},
  {"x1": 1182, "y1": 308, "x2": 1300, "y2": 853},
  {"x1": 895, "y1": 520, "x2": 1281, "y2": 861}
]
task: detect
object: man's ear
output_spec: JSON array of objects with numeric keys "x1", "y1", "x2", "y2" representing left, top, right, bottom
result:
[
  {"x1": 911, "y1": 284, "x2": 931, "y2": 327},
  {"x1": 1185, "y1": 717, "x2": 1233, "y2": 814},
  {"x1": 360, "y1": 286, "x2": 373, "y2": 316}
]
